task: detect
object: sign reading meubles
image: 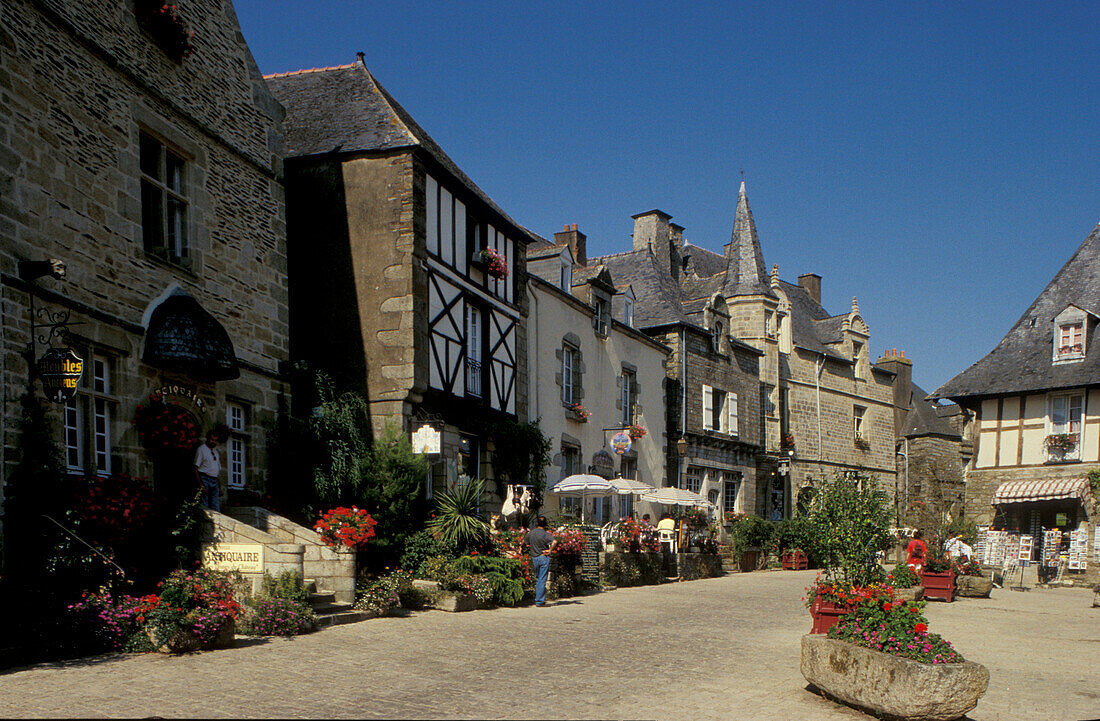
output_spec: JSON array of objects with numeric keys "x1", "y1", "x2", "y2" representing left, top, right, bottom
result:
[{"x1": 202, "y1": 543, "x2": 264, "y2": 573}]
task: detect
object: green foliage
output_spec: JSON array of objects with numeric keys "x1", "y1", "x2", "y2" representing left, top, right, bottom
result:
[
  {"x1": 888, "y1": 563, "x2": 919, "y2": 589},
  {"x1": 260, "y1": 570, "x2": 311, "y2": 604},
  {"x1": 486, "y1": 418, "x2": 553, "y2": 509},
  {"x1": 728, "y1": 514, "x2": 776, "y2": 561},
  {"x1": 804, "y1": 474, "x2": 892, "y2": 586},
  {"x1": 606, "y1": 552, "x2": 665, "y2": 587},
  {"x1": 354, "y1": 569, "x2": 414, "y2": 614},
  {"x1": 307, "y1": 373, "x2": 371, "y2": 507},
  {"x1": 452, "y1": 555, "x2": 524, "y2": 606},
  {"x1": 1088, "y1": 468, "x2": 1100, "y2": 500},
  {"x1": 357, "y1": 422, "x2": 429, "y2": 568},
  {"x1": 428, "y1": 478, "x2": 489, "y2": 550},
  {"x1": 399, "y1": 530, "x2": 457, "y2": 575},
  {"x1": 829, "y1": 597, "x2": 964, "y2": 664}
]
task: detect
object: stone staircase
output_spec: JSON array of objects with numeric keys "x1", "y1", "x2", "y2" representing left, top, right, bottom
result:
[
  {"x1": 304, "y1": 578, "x2": 369, "y2": 627},
  {"x1": 719, "y1": 543, "x2": 739, "y2": 574}
]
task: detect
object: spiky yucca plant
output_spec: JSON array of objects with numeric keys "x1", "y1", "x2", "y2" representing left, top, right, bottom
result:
[{"x1": 429, "y1": 477, "x2": 489, "y2": 549}]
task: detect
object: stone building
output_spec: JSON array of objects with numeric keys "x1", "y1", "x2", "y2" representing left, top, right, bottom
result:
[
  {"x1": 526, "y1": 226, "x2": 670, "y2": 522},
  {"x1": 931, "y1": 222, "x2": 1100, "y2": 579},
  {"x1": 267, "y1": 57, "x2": 533, "y2": 501},
  {"x1": 593, "y1": 183, "x2": 897, "y2": 519},
  {"x1": 1, "y1": 1, "x2": 288, "y2": 500}
]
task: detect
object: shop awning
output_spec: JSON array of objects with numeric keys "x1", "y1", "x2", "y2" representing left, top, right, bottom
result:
[
  {"x1": 143, "y1": 291, "x2": 240, "y2": 381},
  {"x1": 992, "y1": 478, "x2": 1089, "y2": 505}
]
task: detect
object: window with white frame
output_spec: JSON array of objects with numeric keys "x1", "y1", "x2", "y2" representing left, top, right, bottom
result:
[
  {"x1": 624, "y1": 297, "x2": 634, "y2": 327},
  {"x1": 852, "y1": 341, "x2": 865, "y2": 379},
  {"x1": 1049, "y1": 393, "x2": 1083, "y2": 439},
  {"x1": 63, "y1": 352, "x2": 115, "y2": 474},
  {"x1": 594, "y1": 296, "x2": 610, "y2": 336},
  {"x1": 723, "y1": 473, "x2": 741, "y2": 513},
  {"x1": 562, "y1": 343, "x2": 579, "y2": 405},
  {"x1": 560, "y1": 259, "x2": 572, "y2": 291},
  {"x1": 702, "y1": 385, "x2": 738, "y2": 436},
  {"x1": 685, "y1": 466, "x2": 703, "y2": 494},
  {"x1": 466, "y1": 305, "x2": 482, "y2": 397},
  {"x1": 853, "y1": 405, "x2": 866, "y2": 442},
  {"x1": 226, "y1": 401, "x2": 249, "y2": 489},
  {"x1": 1057, "y1": 322, "x2": 1084, "y2": 358},
  {"x1": 140, "y1": 131, "x2": 189, "y2": 264},
  {"x1": 620, "y1": 369, "x2": 635, "y2": 425}
]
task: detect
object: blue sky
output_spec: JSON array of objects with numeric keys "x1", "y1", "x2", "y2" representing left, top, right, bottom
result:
[{"x1": 234, "y1": 1, "x2": 1100, "y2": 393}]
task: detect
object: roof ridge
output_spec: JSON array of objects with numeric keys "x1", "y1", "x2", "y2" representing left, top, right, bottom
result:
[{"x1": 262, "y1": 62, "x2": 356, "y2": 79}]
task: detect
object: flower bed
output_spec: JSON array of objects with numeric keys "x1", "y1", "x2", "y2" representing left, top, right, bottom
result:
[{"x1": 146, "y1": 569, "x2": 242, "y2": 653}]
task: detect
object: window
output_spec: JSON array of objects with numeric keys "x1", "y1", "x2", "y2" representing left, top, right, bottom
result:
[
  {"x1": 63, "y1": 352, "x2": 115, "y2": 474},
  {"x1": 562, "y1": 344, "x2": 578, "y2": 404},
  {"x1": 624, "y1": 298, "x2": 634, "y2": 327},
  {"x1": 1049, "y1": 393, "x2": 1083, "y2": 445},
  {"x1": 702, "y1": 385, "x2": 738, "y2": 435},
  {"x1": 560, "y1": 445, "x2": 582, "y2": 517},
  {"x1": 140, "y1": 132, "x2": 188, "y2": 264},
  {"x1": 620, "y1": 492, "x2": 635, "y2": 518},
  {"x1": 466, "y1": 306, "x2": 482, "y2": 397},
  {"x1": 712, "y1": 322, "x2": 723, "y2": 353},
  {"x1": 226, "y1": 402, "x2": 249, "y2": 489},
  {"x1": 457, "y1": 434, "x2": 479, "y2": 479},
  {"x1": 560, "y1": 260, "x2": 572, "y2": 291},
  {"x1": 852, "y1": 341, "x2": 865, "y2": 379},
  {"x1": 685, "y1": 467, "x2": 703, "y2": 494},
  {"x1": 1058, "y1": 322, "x2": 1084, "y2": 358},
  {"x1": 594, "y1": 297, "x2": 610, "y2": 336},
  {"x1": 853, "y1": 405, "x2": 866, "y2": 442},
  {"x1": 723, "y1": 473, "x2": 741, "y2": 514},
  {"x1": 620, "y1": 457, "x2": 637, "y2": 480},
  {"x1": 620, "y1": 369, "x2": 635, "y2": 425}
]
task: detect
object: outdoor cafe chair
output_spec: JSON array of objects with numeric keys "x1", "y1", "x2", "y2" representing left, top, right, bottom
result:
[{"x1": 658, "y1": 528, "x2": 678, "y2": 554}]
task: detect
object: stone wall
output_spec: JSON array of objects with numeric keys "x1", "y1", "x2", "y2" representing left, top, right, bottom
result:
[
  {"x1": 202, "y1": 510, "x2": 306, "y2": 598},
  {"x1": 1, "y1": 0, "x2": 287, "y2": 495}
]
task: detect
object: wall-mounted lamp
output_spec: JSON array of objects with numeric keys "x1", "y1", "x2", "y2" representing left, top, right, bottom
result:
[{"x1": 676, "y1": 437, "x2": 688, "y2": 456}]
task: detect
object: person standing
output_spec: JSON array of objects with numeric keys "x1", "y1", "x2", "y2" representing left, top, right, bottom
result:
[
  {"x1": 194, "y1": 430, "x2": 222, "y2": 511},
  {"x1": 527, "y1": 516, "x2": 557, "y2": 607},
  {"x1": 906, "y1": 530, "x2": 927, "y2": 574}
]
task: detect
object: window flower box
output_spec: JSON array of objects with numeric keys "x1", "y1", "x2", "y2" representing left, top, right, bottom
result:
[
  {"x1": 854, "y1": 434, "x2": 870, "y2": 450},
  {"x1": 625, "y1": 424, "x2": 647, "y2": 441},
  {"x1": 1045, "y1": 433, "x2": 1078, "y2": 454},
  {"x1": 474, "y1": 248, "x2": 508, "y2": 279},
  {"x1": 565, "y1": 402, "x2": 590, "y2": 422},
  {"x1": 134, "y1": 0, "x2": 195, "y2": 63}
]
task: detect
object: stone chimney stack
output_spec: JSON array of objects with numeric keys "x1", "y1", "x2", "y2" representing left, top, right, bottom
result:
[
  {"x1": 553, "y1": 223, "x2": 587, "y2": 267},
  {"x1": 876, "y1": 348, "x2": 913, "y2": 437},
  {"x1": 631, "y1": 209, "x2": 678, "y2": 280},
  {"x1": 798, "y1": 273, "x2": 821, "y2": 304},
  {"x1": 670, "y1": 222, "x2": 685, "y2": 248}
]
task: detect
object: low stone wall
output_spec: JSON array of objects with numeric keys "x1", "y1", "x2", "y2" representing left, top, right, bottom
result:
[
  {"x1": 202, "y1": 510, "x2": 305, "y2": 597},
  {"x1": 218, "y1": 507, "x2": 357, "y2": 603},
  {"x1": 676, "y1": 552, "x2": 724, "y2": 580}
]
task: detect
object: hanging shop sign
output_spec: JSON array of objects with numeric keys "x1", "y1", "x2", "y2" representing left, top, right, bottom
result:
[
  {"x1": 37, "y1": 347, "x2": 83, "y2": 403},
  {"x1": 610, "y1": 432, "x2": 632, "y2": 456},
  {"x1": 592, "y1": 449, "x2": 616, "y2": 478},
  {"x1": 412, "y1": 424, "x2": 441, "y2": 454},
  {"x1": 202, "y1": 543, "x2": 264, "y2": 573}
]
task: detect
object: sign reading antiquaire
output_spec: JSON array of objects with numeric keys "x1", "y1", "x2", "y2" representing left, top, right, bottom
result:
[{"x1": 202, "y1": 543, "x2": 264, "y2": 573}]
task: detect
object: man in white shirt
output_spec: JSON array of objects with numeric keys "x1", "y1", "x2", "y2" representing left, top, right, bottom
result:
[{"x1": 194, "y1": 430, "x2": 222, "y2": 511}]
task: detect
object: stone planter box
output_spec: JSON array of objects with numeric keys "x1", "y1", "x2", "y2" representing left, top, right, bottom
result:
[
  {"x1": 955, "y1": 575, "x2": 993, "y2": 598},
  {"x1": 895, "y1": 586, "x2": 925, "y2": 602},
  {"x1": 801, "y1": 634, "x2": 989, "y2": 721},
  {"x1": 922, "y1": 571, "x2": 956, "y2": 602},
  {"x1": 151, "y1": 619, "x2": 235, "y2": 654},
  {"x1": 430, "y1": 592, "x2": 479, "y2": 612}
]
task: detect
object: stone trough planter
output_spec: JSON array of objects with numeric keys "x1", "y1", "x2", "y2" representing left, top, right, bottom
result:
[
  {"x1": 894, "y1": 586, "x2": 925, "y2": 602},
  {"x1": 801, "y1": 635, "x2": 988, "y2": 721},
  {"x1": 429, "y1": 592, "x2": 480, "y2": 612},
  {"x1": 955, "y1": 575, "x2": 993, "y2": 598}
]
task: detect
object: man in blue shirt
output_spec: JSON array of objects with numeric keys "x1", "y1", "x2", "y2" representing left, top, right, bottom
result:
[{"x1": 526, "y1": 516, "x2": 557, "y2": 607}]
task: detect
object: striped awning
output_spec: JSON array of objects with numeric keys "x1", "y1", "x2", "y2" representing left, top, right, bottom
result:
[{"x1": 992, "y1": 478, "x2": 1089, "y2": 505}]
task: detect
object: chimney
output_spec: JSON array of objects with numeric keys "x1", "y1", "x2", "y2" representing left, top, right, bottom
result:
[
  {"x1": 553, "y1": 223, "x2": 587, "y2": 267},
  {"x1": 631, "y1": 209, "x2": 678, "y2": 279},
  {"x1": 876, "y1": 349, "x2": 913, "y2": 437},
  {"x1": 670, "y1": 222, "x2": 685, "y2": 248},
  {"x1": 798, "y1": 273, "x2": 821, "y2": 304}
]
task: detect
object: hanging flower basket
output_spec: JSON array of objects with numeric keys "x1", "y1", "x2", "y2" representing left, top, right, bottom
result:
[
  {"x1": 132, "y1": 394, "x2": 200, "y2": 455},
  {"x1": 134, "y1": 0, "x2": 196, "y2": 63},
  {"x1": 477, "y1": 248, "x2": 508, "y2": 279},
  {"x1": 313, "y1": 506, "x2": 378, "y2": 550},
  {"x1": 625, "y1": 424, "x2": 647, "y2": 440}
]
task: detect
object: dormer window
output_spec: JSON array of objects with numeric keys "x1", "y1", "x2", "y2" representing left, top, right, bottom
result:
[
  {"x1": 594, "y1": 296, "x2": 610, "y2": 336},
  {"x1": 624, "y1": 297, "x2": 634, "y2": 327},
  {"x1": 852, "y1": 341, "x2": 865, "y2": 380},
  {"x1": 560, "y1": 259, "x2": 572, "y2": 291},
  {"x1": 712, "y1": 322, "x2": 723, "y2": 353},
  {"x1": 1058, "y1": 322, "x2": 1083, "y2": 357}
]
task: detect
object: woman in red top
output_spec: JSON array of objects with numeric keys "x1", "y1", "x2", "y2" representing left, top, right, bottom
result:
[{"x1": 906, "y1": 530, "x2": 927, "y2": 573}]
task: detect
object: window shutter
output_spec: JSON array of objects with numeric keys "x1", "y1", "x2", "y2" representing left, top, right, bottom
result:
[
  {"x1": 728, "y1": 393, "x2": 738, "y2": 436},
  {"x1": 702, "y1": 385, "x2": 713, "y2": 430}
]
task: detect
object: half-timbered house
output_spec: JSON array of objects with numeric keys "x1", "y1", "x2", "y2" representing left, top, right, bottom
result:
[{"x1": 267, "y1": 56, "x2": 533, "y2": 497}]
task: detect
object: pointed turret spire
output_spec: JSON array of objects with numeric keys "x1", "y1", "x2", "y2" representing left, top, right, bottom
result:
[{"x1": 722, "y1": 181, "x2": 774, "y2": 297}]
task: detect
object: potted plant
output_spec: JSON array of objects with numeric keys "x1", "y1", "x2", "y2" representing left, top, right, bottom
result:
[
  {"x1": 565, "y1": 402, "x2": 590, "y2": 422},
  {"x1": 782, "y1": 548, "x2": 809, "y2": 570},
  {"x1": 146, "y1": 569, "x2": 242, "y2": 653},
  {"x1": 475, "y1": 248, "x2": 509, "y2": 280},
  {"x1": 921, "y1": 554, "x2": 956, "y2": 602},
  {"x1": 625, "y1": 424, "x2": 647, "y2": 441},
  {"x1": 313, "y1": 506, "x2": 378, "y2": 550},
  {"x1": 802, "y1": 594, "x2": 989, "y2": 719},
  {"x1": 886, "y1": 563, "x2": 924, "y2": 602},
  {"x1": 1045, "y1": 433, "x2": 1078, "y2": 455},
  {"x1": 134, "y1": 0, "x2": 195, "y2": 63},
  {"x1": 952, "y1": 557, "x2": 993, "y2": 598}
]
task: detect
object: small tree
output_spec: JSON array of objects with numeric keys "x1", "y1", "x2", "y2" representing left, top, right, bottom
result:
[
  {"x1": 358, "y1": 421, "x2": 429, "y2": 567},
  {"x1": 805, "y1": 473, "x2": 892, "y2": 586}
]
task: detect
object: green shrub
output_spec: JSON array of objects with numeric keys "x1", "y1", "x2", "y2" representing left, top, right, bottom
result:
[
  {"x1": 606, "y1": 552, "x2": 664, "y2": 587},
  {"x1": 888, "y1": 563, "x2": 919, "y2": 588},
  {"x1": 451, "y1": 555, "x2": 525, "y2": 606},
  {"x1": 260, "y1": 570, "x2": 311, "y2": 604},
  {"x1": 728, "y1": 514, "x2": 776, "y2": 560},
  {"x1": 428, "y1": 478, "x2": 489, "y2": 550},
  {"x1": 417, "y1": 555, "x2": 457, "y2": 585},
  {"x1": 804, "y1": 474, "x2": 892, "y2": 586},
  {"x1": 399, "y1": 531, "x2": 457, "y2": 576},
  {"x1": 354, "y1": 569, "x2": 414, "y2": 614},
  {"x1": 240, "y1": 598, "x2": 316, "y2": 636}
]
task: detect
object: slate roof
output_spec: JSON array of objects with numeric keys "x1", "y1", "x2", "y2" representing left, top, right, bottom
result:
[
  {"x1": 813, "y1": 315, "x2": 847, "y2": 345},
  {"x1": 777, "y1": 280, "x2": 849, "y2": 361},
  {"x1": 265, "y1": 59, "x2": 536, "y2": 243},
  {"x1": 682, "y1": 243, "x2": 726, "y2": 278},
  {"x1": 902, "y1": 383, "x2": 960, "y2": 439},
  {"x1": 930, "y1": 223, "x2": 1100, "y2": 400},
  {"x1": 595, "y1": 249, "x2": 693, "y2": 328},
  {"x1": 527, "y1": 240, "x2": 570, "y2": 261},
  {"x1": 722, "y1": 182, "x2": 777, "y2": 299}
]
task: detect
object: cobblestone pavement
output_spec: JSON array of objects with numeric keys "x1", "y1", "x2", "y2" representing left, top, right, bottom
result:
[{"x1": 1, "y1": 571, "x2": 1097, "y2": 719}]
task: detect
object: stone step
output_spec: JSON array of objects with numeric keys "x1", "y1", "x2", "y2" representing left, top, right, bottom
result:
[
  {"x1": 315, "y1": 608, "x2": 372, "y2": 628},
  {"x1": 309, "y1": 591, "x2": 336, "y2": 606},
  {"x1": 303, "y1": 578, "x2": 318, "y2": 594},
  {"x1": 312, "y1": 601, "x2": 352, "y2": 615}
]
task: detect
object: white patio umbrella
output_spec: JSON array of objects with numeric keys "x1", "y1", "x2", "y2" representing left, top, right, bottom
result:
[
  {"x1": 548, "y1": 474, "x2": 616, "y2": 523},
  {"x1": 607, "y1": 477, "x2": 656, "y2": 495},
  {"x1": 639, "y1": 486, "x2": 715, "y2": 509}
]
